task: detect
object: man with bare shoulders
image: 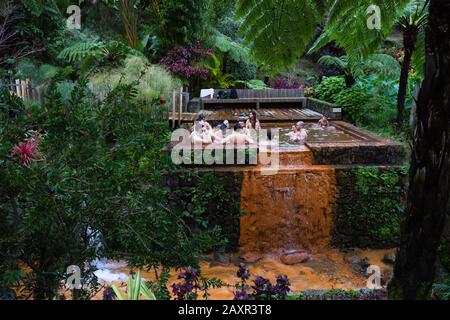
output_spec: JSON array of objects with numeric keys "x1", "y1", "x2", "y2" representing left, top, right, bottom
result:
[{"x1": 225, "y1": 123, "x2": 254, "y2": 146}]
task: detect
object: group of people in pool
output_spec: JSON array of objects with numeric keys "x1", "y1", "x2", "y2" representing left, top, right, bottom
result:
[
  {"x1": 189, "y1": 111, "x2": 261, "y2": 145},
  {"x1": 189, "y1": 111, "x2": 332, "y2": 146}
]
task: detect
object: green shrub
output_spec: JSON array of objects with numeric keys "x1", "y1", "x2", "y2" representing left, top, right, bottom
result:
[
  {"x1": 315, "y1": 76, "x2": 346, "y2": 103},
  {"x1": 334, "y1": 84, "x2": 393, "y2": 126},
  {"x1": 225, "y1": 59, "x2": 257, "y2": 81},
  {"x1": 157, "y1": 0, "x2": 210, "y2": 51},
  {"x1": 89, "y1": 55, "x2": 182, "y2": 103},
  {"x1": 234, "y1": 79, "x2": 267, "y2": 89},
  {"x1": 0, "y1": 79, "x2": 222, "y2": 299}
]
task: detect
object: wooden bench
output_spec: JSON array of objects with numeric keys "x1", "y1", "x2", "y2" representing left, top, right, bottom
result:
[{"x1": 200, "y1": 89, "x2": 306, "y2": 110}]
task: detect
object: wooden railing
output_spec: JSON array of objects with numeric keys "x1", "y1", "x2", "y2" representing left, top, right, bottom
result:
[
  {"x1": 305, "y1": 97, "x2": 342, "y2": 120},
  {"x1": 170, "y1": 87, "x2": 190, "y2": 128},
  {"x1": 216, "y1": 88, "x2": 305, "y2": 99}
]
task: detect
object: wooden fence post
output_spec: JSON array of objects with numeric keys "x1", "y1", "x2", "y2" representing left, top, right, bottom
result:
[
  {"x1": 172, "y1": 90, "x2": 176, "y2": 129},
  {"x1": 15, "y1": 79, "x2": 21, "y2": 97},
  {"x1": 178, "y1": 87, "x2": 183, "y2": 127}
]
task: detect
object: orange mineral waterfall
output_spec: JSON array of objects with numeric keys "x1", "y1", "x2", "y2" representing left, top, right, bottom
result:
[{"x1": 239, "y1": 148, "x2": 336, "y2": 254}]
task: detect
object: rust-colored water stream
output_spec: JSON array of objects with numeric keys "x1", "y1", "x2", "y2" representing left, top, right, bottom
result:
[
  {"x1": 90, "y1": 249, "x2": 395, "y2": 300},
  {"x1": 89, "y1": 146, "x2": 396, "y2": 300}
]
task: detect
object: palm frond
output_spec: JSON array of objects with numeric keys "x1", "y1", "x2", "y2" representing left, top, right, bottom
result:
[
  {"x1": 324, "y1": 0, "x2": 410, "y2": 60},
  {"x1": 398, "y1": 0, "x2": 429, "y2": 29},
  {"x1": 411, "y1": 28, "x2": 426, "y2": 79},
  {"x1": 214, "y1": 32, "x2": 252, "y2": 64}
]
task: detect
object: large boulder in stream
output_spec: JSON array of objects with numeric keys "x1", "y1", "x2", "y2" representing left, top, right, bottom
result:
[
  {"x1": 382, "y1": 252, "x2": 396, "y2": 265},
  {"x1": 239, "y1": 252, "x2": 263, "y2": 264},
  {"x1": 280, "y1": 250, "x2": 310, "y2": 265}
]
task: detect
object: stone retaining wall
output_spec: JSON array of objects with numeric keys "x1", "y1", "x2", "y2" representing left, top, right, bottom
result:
[{"x1": 163, "y1": 165, "x2": 407, "y2": 252}]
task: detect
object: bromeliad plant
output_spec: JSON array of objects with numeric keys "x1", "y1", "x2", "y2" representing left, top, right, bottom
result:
[{"x1": 111, "y1": 271, "x2": 156, "y2": 300}]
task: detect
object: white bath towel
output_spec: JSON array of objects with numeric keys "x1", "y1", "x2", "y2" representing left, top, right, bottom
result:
[{"x1": 200, "y1": 88, "x2": 214, "y2": 99}]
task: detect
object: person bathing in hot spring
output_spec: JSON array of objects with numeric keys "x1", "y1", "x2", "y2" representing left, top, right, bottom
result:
[
  {"x1": 190, "y1": 121, "x2": 213, "y2": 144},
  {"x1": 212, "y1": 120, "x2": 230, "y2": 143},
  {"x1": 224, "y1": 123, "x2": 254, "y2": 145},
  {"x1": 318, "y1": 116, "x2": 336, "y2": 130},
  {"x1": 246, "y1": 110, "x2": 261, "y2": 130},
  {"x1": 287, "y1": 121, "x2": 308, "y2": 143},
  {"x1": 318, "y1": 116, "x2": 330, "y2": 128},
  {"x1": 196, "y1": 113, "x2": 212, "y2": 132}
]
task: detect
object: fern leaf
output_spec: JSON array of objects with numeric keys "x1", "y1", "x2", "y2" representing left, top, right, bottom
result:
[{"x1": 57, "y1": 41, "x2": 106, "y2": 63}]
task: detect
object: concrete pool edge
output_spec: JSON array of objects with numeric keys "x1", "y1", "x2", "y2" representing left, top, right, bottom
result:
[{"x1": 163, "y1": 120, "x2": 405, "y2": 167}]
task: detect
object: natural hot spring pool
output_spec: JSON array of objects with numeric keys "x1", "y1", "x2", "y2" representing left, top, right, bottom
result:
[{"x1": 272, "y1": 123, "x2": 356, "y2": 147}]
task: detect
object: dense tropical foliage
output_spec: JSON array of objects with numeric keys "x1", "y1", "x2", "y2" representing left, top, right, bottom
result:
[{"x1": 0, "y1": 0, "x2": 448, "y2": 301}]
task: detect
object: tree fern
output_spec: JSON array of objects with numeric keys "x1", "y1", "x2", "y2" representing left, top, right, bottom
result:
[
  {"x1": 400, "y1": 0, "x2": 428, "y2": 80},
  {"x1": 237, "y1": 0, "x2": 325, "y2": 70},
  {"x1": 318, "y1": 56, "x2": 348, "y2": 71},
  {"x1": 319, "y1": 54, "x2": 400, "y2": 84},
  {"x1": 57, "y1": 40, "x2": 131, "y2": 75},
  {"x1": 214, "y1": 32, "x2": 252, "y2": 64},
  {"x1": 237, "y1": 0, "x2": 411, "y2": 70}
]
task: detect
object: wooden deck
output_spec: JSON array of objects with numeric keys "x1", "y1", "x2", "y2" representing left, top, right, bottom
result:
[{"x1": 169, "y1": 108, "x2": 324, "y2": 124}]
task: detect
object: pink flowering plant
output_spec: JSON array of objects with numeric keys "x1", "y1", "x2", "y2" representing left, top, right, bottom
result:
[{"x1": 12, "y1": 131, "x2": 45, "y2": 166}]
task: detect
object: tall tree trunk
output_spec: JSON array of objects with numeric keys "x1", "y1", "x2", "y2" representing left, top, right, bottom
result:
[
  {"x1": 344, "y1": 73, "x2": 355, "y2": 88},
  {"x1": 396, "y1": 46, "x2": 413, "y2": 129},
  {"x1": 388, "y1": 0, "x2": 450, "y2": 300},
  {"x1": 396, "y1": 27, "x2": 418, "y2": 130}
]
